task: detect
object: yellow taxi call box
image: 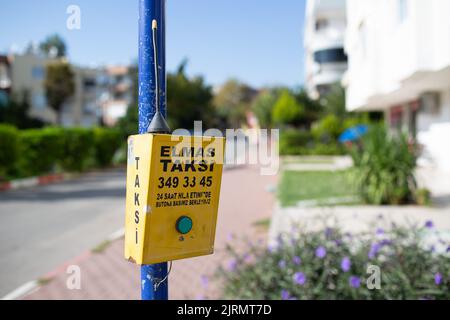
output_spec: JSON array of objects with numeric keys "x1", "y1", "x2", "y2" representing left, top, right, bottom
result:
[{"x1": 124, "y1": 133, "x2": 225, "y2": 265}]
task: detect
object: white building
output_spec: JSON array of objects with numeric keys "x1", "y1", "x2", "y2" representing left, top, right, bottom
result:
[
  {"x1": 304, "y1": 0, "x2": 347, "y2": 98},
  {"x1": 344, "y1": 0, "x2": 450, "y2": 172},
  {"x1": 100, "y1": 66, "x2": 134, "y2": 127},
  {"x1": 61, "y1": 66, "x2": 103, "y2": 127},
  {"x1": 9, "y1": 52, "x2": 57, "y2": 124},
  {"x1": 6, "y1": 51, "x2": 135, "y2": 127}
]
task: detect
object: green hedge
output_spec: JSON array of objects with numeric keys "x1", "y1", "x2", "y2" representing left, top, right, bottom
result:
[
  {"x1": 93, "y1": 128, "x2": 122, "y2": 167},
  {"x1": 0, "y1": 124, "x2": 20, "y2": 179},
  {"x1": 58, "y1": 128, "x2": 94, "y2": 172},
  {"x1": 0, "y1": 125, "x2": 122, "y2": 179},
  {"x1": 18, "y1": 127, "x2": 65, "y2": 177},
  {"x1": 279, "y1": 129, "x2": 345, "y2": 156},
  {"x1": 279, "y1": 129, "x2": 312, "y2": 155}
]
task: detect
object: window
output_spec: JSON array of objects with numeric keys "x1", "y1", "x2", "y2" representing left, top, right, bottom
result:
[
  {"x1": 32, "y1": 92, "x2": 47, "y2": 110},
  {"x1": 315, "y1": 18, "x2": 328, "y2": 31},
  {"x1": 83, "y1": 78, "x2": 96, "y2": 88},
  {"x1": 313, "y1": 48, "x2": 347, "y2": 64},
  {"x1": 31, "y1": 66, "x2": 45, "y2": 80},
  {"x1": 398, "y1": 0, "x2": 408, "y2": 23}
]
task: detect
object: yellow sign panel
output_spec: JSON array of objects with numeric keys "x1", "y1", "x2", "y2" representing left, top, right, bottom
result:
[{"x1": 124, "y1": 133, "x2": 225, "y2": 265}]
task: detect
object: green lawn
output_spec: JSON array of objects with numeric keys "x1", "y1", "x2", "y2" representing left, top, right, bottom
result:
[{"x1": 278, "y1": 170, "x2": 357, "y2": 207}]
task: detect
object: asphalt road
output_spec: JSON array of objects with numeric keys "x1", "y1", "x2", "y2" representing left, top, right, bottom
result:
[{"x1": 0, "y1": 168, "x2": 126, "y2": 297}]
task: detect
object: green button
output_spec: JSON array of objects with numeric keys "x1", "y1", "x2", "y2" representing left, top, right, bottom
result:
[{"x1": 176, "y1": 216, "x2": 193, "y2": 235}]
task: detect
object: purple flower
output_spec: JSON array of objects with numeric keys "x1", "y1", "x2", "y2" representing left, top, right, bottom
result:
[
  {"x1": 368, "y1": 243, "x2": 381, "y2": 259},
  {"x1": 376, "y1": 228, "x2": 385, "y2": 236},
  {"x1": 278, "y1": 260, "x2": 286, "y2": 269},
  {"x1": 293, "y1": 256, "x2": 302, "y2": 265},
  {"x1": 447, "y1": 246, "x2": 450, "y2": 253},
  {"x1": 200, "y1": 275, "x2": 209, "y2": 288},
  {"x1": 380, "y1": 239, "x2": 392, "y2": 246},
  {"x1": 281, "y1": 290, "x2": 296, "y2": 300},
  {"x1": 325, "y1": 228, "x2": 333, "y2": 238},
  {"x1": 243, "y1": 253, "x2": 252, "y2": 263},
  {"x1": 425, "y1": 220, "x2": 434, "y2": 229},
  {"x1": 267, "y1": 243, "x2": 277, "y2": 253},
  {"x1": 227, "y1": 259, "x2": 237, "y2": 272},
  {"x1": 226, "y1": 233, "x2": 235, "y2": 242},
  {"x1": 334, "y1": 239, "x2": 343, "y2": 246},
  {"x1": 341, "y1": 257, "x2": 351, "y2": 272},
  {"x1": 276, "y1": 234, "x2": 284, "y2": 246},
  {"x1": 315, "y1": 246, "x2": 327, "y2": 259},
  {"x1": 349, "y1": 276, "x2": 361, "y2": 288},
  {"x1": 434, "y1": 273, "x2": 442, "y2": 285},
  {"x1": 293, "y1": 272, "x2": 306, "y2": 286}
]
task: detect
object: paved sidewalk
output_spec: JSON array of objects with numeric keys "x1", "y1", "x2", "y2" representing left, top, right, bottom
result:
[{"x1": 23, "y1": 165, "x2": 277, "y2": 300}]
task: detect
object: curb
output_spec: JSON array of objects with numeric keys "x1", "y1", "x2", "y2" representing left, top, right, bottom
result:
[
  {"x1": 0, "y1": 164, "x2": 241, "y2": 193},
  {"x1": 0, "y1": 173, "x2": 66, "y2": 192},
  {"x1": 1, "y1": 228, "x2": 125, "y2": 300},
  {"x1": 0, "y1": 166, "x2": 127, "y2": 193},
  {"x1": 1, "y1": 281, "x2": 39, "y2": 301}
]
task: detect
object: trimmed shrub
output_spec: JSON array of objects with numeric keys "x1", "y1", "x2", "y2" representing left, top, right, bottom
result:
[
  {"x1": 0, "y1": 124, "x2": 19, "y2": 179},
  {"x1": 18, "y1": 127, "x2": 64, "y2": 177},
  {"x1": 217, "y1": 222, "x2": 449, "y2": 300},
  {"x1": 58, "y1": 128, "x2": 94, "y2": 172},
  {"x1": 311, "y1": 114, "x2": 342, "y2": 143},
  {"x1": 279, "y1": 129, "x2": 345, "y2": 156},
  {"x1": 279, "y1": 129, "x2": 313, "y2": 156},
  {"x1": 93, "y1": 128, "x2": 122, "y2": 167}
]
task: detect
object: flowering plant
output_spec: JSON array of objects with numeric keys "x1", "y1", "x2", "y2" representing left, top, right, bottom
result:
[{"x1": 216, "y1": 222, "x2": 449, "y2": 300}]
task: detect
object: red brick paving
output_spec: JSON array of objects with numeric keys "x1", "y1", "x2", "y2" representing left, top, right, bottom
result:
[{"x1": 24, "y1": 165, "x2": 277, "y2": 300}]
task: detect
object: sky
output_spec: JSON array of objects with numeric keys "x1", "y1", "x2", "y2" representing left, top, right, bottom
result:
[{"x1": 0, "y1": 0, "x2": 306, "y2": 88}]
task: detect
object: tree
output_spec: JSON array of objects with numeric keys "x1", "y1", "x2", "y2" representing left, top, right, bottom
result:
[
  {"x1": 39, "y1": 34, "x2": 67, "y2": 58},
  {"x1": 319, "y1": 83, "x2": 346, "y2": 117},
  {"x1": 116, "y1": 60, "x2": 216, "y2": 134},
  {"x1": 272, "y1": 90, "x2": 304, "y2": 126},
  {"x1": 116, "y1": 103, "x2": 138, "y2": 139},
  {"x1": 0, "y1": 91, "x2": 46, "y2": 129},
  {"x1": 167, "y1": 60, "x2": 216, "y2": 130},
  {"x1": 251, "y1": 89, "x2": 280, "y2": 128},
  {"x1": 44, "y1": 62, "x2": 75, "y2": 125},
  {"x1": 295, "y1": 89, "x2": 323, "y2": 128},
  {"x1": 311, "y1": 114, "x2": 342, "y2": 143},
  {"x1": 213, "y1": 79, "x2": 256, "y2": 128}
]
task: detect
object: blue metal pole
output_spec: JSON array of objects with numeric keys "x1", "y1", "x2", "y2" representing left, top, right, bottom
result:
[{"x1": 138, "y1": 0, "x2": 168, "y2": 300}]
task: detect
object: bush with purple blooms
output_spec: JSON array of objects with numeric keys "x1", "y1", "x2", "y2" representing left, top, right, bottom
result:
[{"x1": 216, "y1": 222, "x2": 449, "y2": 300}]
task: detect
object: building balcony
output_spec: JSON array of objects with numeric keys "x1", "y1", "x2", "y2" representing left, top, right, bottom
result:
[{"x1": 314, "y1": 47, "x2": 347, "y2": 64}]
